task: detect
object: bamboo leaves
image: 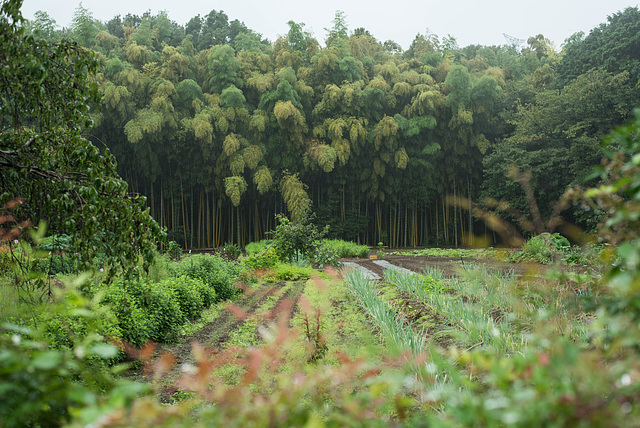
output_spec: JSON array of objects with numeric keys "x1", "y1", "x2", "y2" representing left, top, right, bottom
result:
[
  {"x1": 306, "y1": 143, "x2": 337, "y2": 172},
  {"x1": 224, "y1": 176, "x2": 248, "y2": 206},
  {"x1": 254, "y1": 166, "x2": 273, "y2": 194},
  {"x1": 274, "y1": 100, "x2": 307, "y2": 147},
  {"x1": 374, "y1": 115, "x2": 398, "y2": 150},
  {"x1": 243, "y1": 145, "x2": 263, "y2": 170},
  {"x1": 223, "y1": 133, "x2": 241, "y2": 156},
  {"x1": 124, "y1": 109, "x2": 163, "y2": 143},
  {"x1": 395, "y1": 147, "x2": 409, "y2": 169},
  {"x1": 280, "y1": 173, "x2": 311, "y2": 222}
]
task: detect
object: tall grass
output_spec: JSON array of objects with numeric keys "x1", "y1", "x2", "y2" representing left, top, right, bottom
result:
[
  {"x1": 385, "y1": 263, "x2": 595, "y2": 355},
  {"x1": 322, "y1": 239, "x2": 369, "y2": 258},
  {"x1": 343, "y1": 268, "x2": 428, "y2": 357},
  {"x1": 385, "y1": 265, "x2": 525, "y2": 355}
]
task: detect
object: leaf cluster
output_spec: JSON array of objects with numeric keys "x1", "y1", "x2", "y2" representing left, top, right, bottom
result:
[{"x1": 270, "y1": 211, "x2": 328, "y2": 263}]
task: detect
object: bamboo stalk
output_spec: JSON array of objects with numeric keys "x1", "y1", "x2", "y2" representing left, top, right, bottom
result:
[{"x1": 180, "y1": 175, "x2": 187, "y2": 250}]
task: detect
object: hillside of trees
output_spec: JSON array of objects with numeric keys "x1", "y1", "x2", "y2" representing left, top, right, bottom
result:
[{"x1": 23, "y1": 5, "x2": 640, "y2": 249}]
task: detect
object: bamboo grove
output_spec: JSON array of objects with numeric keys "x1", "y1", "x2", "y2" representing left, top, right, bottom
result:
[{"x1": 27, "y1": 6, "x2": 640, "y2": 248}]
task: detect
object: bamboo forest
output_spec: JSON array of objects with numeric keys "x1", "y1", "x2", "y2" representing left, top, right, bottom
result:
[{"x1": 22, "y1": 5, "x2": 640, "y2": 249}]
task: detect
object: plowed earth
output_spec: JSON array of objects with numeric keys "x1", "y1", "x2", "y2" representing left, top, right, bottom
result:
[
  {"x1": 127, "y1": 254, "x2": 596, "y2": 401},
  {"x1": 341, "y1": 254, "x2": 595, "y2": 279}
]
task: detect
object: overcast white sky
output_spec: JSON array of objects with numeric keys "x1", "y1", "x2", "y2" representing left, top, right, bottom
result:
[{"x1": 20, "y1": 0, "x2": 640, "y2": 50}]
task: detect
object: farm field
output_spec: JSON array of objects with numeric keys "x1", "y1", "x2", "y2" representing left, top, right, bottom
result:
[
  {"x1": 342, "y1": 249, "x2": 596, "y2": 279},
  {"x1": 127, "y1": 249, "x2": 603, "y2": 417}
]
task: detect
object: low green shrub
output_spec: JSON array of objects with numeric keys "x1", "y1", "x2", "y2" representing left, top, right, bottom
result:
[
  {"x1": 35, "y1": 234, "x2": 73, "y2": 253},
  {"x1": 168, "y1": 253, "x2": 242, "y2": 302},
  {"x1": 0, "y1": 289, "x2": 146, "y2": 428},
  {"x1": 313, "y1": 242, "x2": 339, "y2": 268},
  {"x1": 264, "y1": 263, "x2": 315, "y2": 282},
  {"x1": 510, "y1": 232, "x2": 570, "y2": 264},
  {"x1": 241, "y1": 247, "x2": 279, "y2": 270},
  {"x1": 40, "y1": 309, "x2": 121, "y2": 352},
  {"x1": 509, "y1": 233, "x2": 603, "y2": 266},
  {"x1": 99, "y1": 281, "x2": 152, "y2": 347},
  {"x1": 270, "y1": 212, "x2": 328, "y2": 263},
  {"x1": 222, "y1": 242, "x2": 242, "y2": 259},
  {"x1": 119, "y1": 277, "x2": 185, "y2": 343},
  {"x1": 321, "y1": 239, "x2": 369, "y2": 258},
  {"x1": 244, "y1": 240, "x2": 271, "y2": 255},
  {"x1": 145, "y1": 283, "x2": 184, "y2": 343},
  {"x1": 31, "y1": 253, "x2": 81, "y2": 276},
  {"x1": 159, "y1": 276, "x2": 207, "y2": 321},
  {"x1": 28, "y1": 287, "x2": 123, "y2": 352}
]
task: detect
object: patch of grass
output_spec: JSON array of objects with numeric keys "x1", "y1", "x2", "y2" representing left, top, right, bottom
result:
[
  {"x1": 226, "y1": 283, "x2": 294, "y2": 349},
  {"x1": 390, "y1": 247, "x2": 507, "y2": 260},
  {"x1": 321, "y1": 239, "x2": 369, "y2": 258},
  {"x1": 263, "y1": 263, "x2": 319, "y2": 282},
  {"x1": 290, "y1": 276, "x2": 385, "y2": 365},
  {"x1": 179, "y1": 301, "x2": 229, "y2": 337}
]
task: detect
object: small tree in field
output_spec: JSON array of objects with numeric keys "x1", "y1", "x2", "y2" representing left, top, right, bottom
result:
[{"x1": 270, "y1": 211, "x2": 328, "y2": 263}]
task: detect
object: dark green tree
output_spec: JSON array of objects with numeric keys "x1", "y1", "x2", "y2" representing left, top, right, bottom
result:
[
  {"x1": 0, "y1": 0, "x2": 164, "y2": 273},
  {"x1": 69, "y1": 2, "x2": 99, "y2": 47},
  {"x1": 557, "y1": 7, "x2": 640, "y2": 86}
]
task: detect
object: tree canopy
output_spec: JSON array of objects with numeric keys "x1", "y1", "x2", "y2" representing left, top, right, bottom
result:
[
  {"x1": 1, "y1": 0, "x2": 164, "y2": 272},
  {"x1": 16, "y1": 3, "x2": 640, "y2": 248}
]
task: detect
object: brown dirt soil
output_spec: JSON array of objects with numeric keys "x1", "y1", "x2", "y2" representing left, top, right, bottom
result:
[{"x1": 125, "y1": 280, "x2": 307, "y2": 398}]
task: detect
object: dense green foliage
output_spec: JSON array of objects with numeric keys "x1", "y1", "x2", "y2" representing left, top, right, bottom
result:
[
  {"x1": 0, "y1": 288, "x2": 145, "y2": 427},
  {"x1": 321, "y1": 238, "x2": 369, "y2": 258},
  {"x1": 270, "y1": 212, "x2": 328, "y2": 263},
  {"x1": 6, "y1": 0, "x2": 640, "y2": 424},
  {"x1": 20, "y1": 4, "x2": 640, "y2": 247},
  {"x1": 1, "y1": 0, "x2": 164, "y2": 274},
  {"x1": 2, "y1": 112, "x2": 640, "y2": 425},
  {"x1": 166, "y1": 253, "x2": 243, "y2": 301}
]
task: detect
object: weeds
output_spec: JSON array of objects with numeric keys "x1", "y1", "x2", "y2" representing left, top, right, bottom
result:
[
  {"x1": 322, "y1": 239, "x2": 370, "y2": 258},
  {"x1": 303, "y1": 308, "x2": 327, "y2": 362}
]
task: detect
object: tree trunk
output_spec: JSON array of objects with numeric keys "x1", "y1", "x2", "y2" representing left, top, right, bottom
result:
[{"x1": 180, "y1": 175, "x2": 187, "y2": 250}]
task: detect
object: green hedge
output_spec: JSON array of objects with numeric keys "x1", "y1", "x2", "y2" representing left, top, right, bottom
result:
[
  {"x1": 159, "y1": 276, "x2": 209, "y2": 321},
  {"x1": 168, "y1": 254, "x2": 242, "y2": 301},
  {"x1": 241, "y1": 247, "x2": 279, "y2": 270},
  {"x1": 99, "y1": 280, "x2": 153, "y2": 346},
  {"x1": 91, "y1": 254, "x2": 244, "y2": 346},
  {"x1": 100, "y1": 276, "x2": 196, "y2": 345}
]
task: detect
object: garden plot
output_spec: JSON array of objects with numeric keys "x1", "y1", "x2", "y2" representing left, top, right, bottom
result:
[
  {"x1": 372, "y1": 259, "x2": 416, "y2": 275},
  {"x1": 340, "y1": 261, "x2": 381, "y2": 280},
  {"x1": 341, "y1": 259, "x2": 418, "y2": 280}
]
